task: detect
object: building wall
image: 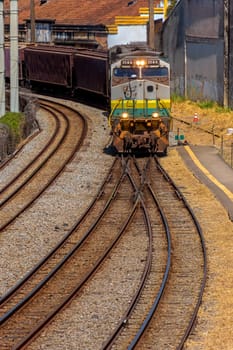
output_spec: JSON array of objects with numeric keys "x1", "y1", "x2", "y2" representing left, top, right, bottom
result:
[
  {"x1": 107, "y1": 11, "x2": 164, "y2": 49},
  {"x1": 108, "y1": 25, "x2": 147, "y2": 48},
  {"x1": 162, "y1": 3, "x2": 185, "y2": 96},
  {"x1": 162, "y1": 0, "x2": 224, "y2": 105},
  {"x1": 27, "y1": 24, "x2": 52, "y2": 43},
  {"x1": 96, "y1": 34, "x2": 108, "y2": 49}
]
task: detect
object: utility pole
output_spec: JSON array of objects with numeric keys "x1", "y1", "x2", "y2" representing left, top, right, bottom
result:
[
  {"x1": 30, "y1": 0, "x2": 35, "y2": 43},
  {"x1": 10, "y1": 0, "x2": 19, "y2": 112},
  {"x1": 0, "y1": 0, "x2": 5, "y2": 117},
  {"x1": 149, "y1": 0, "x2": 155, "y2": 49},
  {"x1": 224, "y1": 0, "x2": 229, "y2": 108}
]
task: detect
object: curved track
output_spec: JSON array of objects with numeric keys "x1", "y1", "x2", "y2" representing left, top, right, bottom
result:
[
  {"x1": 0, "y1": 99, "x2": 87, "y2": 231},
  {"x1": 0, "y1": 156, "x2": 142, "y2": 349}
]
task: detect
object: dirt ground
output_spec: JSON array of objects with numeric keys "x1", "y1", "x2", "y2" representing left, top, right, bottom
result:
[
  {"x1": 171, "y1": 100, "x2": 233, "y2": 132},
  {"x1": 172, "y1": 101, "x2": 233, "y2": 129},
  {"x1": 160, "y1": 100, "x2": 233, "y2": 349},
  {"x1": 170, "y1": 100, "x2": 233, "y2": 165}
]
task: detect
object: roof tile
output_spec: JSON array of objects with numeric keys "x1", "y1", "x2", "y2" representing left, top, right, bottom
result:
[{"x1": 3, "y1": 0, "x2": 162, "y2": 26}]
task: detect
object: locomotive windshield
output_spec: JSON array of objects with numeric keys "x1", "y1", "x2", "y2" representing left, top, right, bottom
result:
[
  {"x1": 142, "y1": 67, "x2": 168, "y2": 77},
  {"x1": 113, "y1": 67, "x2": 138, "y2": 78},
  {"x1": 113, "y1": 67, "x2": 168, "y2": 78}
]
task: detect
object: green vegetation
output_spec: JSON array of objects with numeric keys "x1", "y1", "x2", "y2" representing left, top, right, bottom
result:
[
  {"x1": 172, "y1": 95, "x2": 232, "y2": 114},
  {"x1": 197, "y1": 100, "x2": 215, "y2": 109},
  {"x1": 215, "y1": 105, "x2": 232, "y2": 113},
  {"x1": 166, "y1": 0, "x2": 178, "y2": 16},
  {"x1": 197, "y1": 100, "x2": 232, "y2": 113},
  {"x1": 171, "y1": 93, "x2": 186, "y2": 103},
  {"x1": 0, "y1": 112, "x2": 25, "y2": 140}
]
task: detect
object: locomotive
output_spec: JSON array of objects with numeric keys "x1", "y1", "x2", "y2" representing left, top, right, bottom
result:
[
  {"x1": 4, "y1": 44, "x2": 171, "y2": 155},
  {"x1": 109, "y1": 45, "x2": 171, "y2": 155}
]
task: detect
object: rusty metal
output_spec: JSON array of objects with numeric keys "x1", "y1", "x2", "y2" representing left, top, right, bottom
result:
[
  {"x1": 73, "y1": 49, "x2": 109, "y2": 97},
  {"x1": 112, "y1": 117, "x2": 169, "y2": 155}
]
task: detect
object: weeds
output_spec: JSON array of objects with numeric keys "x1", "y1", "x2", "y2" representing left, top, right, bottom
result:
[
  {"x1": 0, "y1": 112, "x2": 25, "y2": 140},
  {"x1": 171, "y1": 94, "x2": 186, "y2": 103}
]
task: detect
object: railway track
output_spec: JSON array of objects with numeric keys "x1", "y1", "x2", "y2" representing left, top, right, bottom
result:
[
  {"x1": 0, "y1": 155, "x2": 146, "y2": 349},
  {"x1": 102, "y1": 156, "x2": 207, "y2": 349},
  {"x1": 0, "y1": 122, "x2": 206, "y2": 349},
  {"x1": 0, "y1": 101, "x2": 206, "y2": 349},
  {"x1": 0, "y1": 99, "x2": 87, "y2": 231}
]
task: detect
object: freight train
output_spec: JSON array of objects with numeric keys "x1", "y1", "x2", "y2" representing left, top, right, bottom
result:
[
  {"x1": 4, "y1": 45, "x2": 109, "y2": 107},
  {"x1": 4, "y1": 44, "x2": 171, "y2": 155}
]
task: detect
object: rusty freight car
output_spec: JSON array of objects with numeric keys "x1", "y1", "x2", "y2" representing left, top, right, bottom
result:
[
  {"x1": 23, "y1": 45, "x2": 109, "y2": 107},
  {"x1": 73, "y1": 49, "x2": 109, "y2": 97},
  {"x1": 23, "y1": 45, "x2": 76, "y2": 91}
]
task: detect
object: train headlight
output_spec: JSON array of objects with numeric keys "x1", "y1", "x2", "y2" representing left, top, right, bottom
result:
[
  {"x1": 122, "y1": 112, "x2": 129, "y2": 119},
  {"x1": 152, "y1": 112, "x2": 160, "y2": 119},
  {"x1": 136, "y1": 59, "x2": 145, "y2": 67}
]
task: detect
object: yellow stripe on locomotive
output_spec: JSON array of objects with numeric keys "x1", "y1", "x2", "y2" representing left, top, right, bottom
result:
[{"x1": 110, "y1": 98, "x2": 171, "y2": 118}]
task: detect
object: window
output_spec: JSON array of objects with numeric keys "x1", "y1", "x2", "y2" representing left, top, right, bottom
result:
[
  {"x1": 114, "y1": 67, "x2": 139, "y2": 78},
  {"x1": 142, "y1": 67, "x2": 168, "y2": 77}
]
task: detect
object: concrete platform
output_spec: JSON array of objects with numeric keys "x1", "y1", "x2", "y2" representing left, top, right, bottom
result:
[{"x1": 177, "y1": 145, "x2": 233, "y2": 220}]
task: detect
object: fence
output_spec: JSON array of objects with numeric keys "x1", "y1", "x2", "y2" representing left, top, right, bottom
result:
[{"x1": 219, "y1": 132, "x2": 233, "y2": 168}]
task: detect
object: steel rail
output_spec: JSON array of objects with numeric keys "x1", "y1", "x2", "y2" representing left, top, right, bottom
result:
[
  {"x1": 154, "y1": 156, "x2": 208, "y2": 350},
  {"x1": 102, "y1": 156, "x2": 172, "y2": 349},
  {"x1": 127, "y1": 182, "x2": 172, "y2": 349},
  {"x1": 0, "y1": 104, "x2": 64, "y2": 202},
  {"x1": 0, "y1": 104, "x2": 59, "y2": 195},
  {"x1": 0, "y1": 100, "x2": 87, "y2": 231},
  {"x1": 0, "y1": 156, "x2": 118, "y2": 307},
  {"x1": 0, "y1": 159, "x2": 122, "y2": 320},
  {"x1": 8, "y1": 172, "x2": 140, "y2": 349}
]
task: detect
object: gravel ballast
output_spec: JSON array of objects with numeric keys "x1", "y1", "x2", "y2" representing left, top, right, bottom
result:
[
  {"x1": 0, "y1": 99, "x2": 113, "y2": 296},
  {"x1": 1, "y1": 99, "x2": 233, "y2": 349}
]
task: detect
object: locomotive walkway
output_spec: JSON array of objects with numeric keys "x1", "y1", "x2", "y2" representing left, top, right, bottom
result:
[{"x1": 177, "y1": 145, "x2": 233, "y2": 220}]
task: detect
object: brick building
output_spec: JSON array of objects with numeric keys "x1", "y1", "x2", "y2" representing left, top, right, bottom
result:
[{"x1": 3, "y1": 0, "x2": 167, "y2": 49}]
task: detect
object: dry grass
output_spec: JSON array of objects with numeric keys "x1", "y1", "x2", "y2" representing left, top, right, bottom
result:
[
  {"x1": 171, "y1": 100, "x2": 233, "y2": 166},
  {"x1": 171, "y1": 99, "x2": 233, "y2": 135},
  {"x1": 160, "y1": 103, "x2": 233, "y2": 349},
  {"x1": 160, "y1": 147, "x2": 233, "y2": 350}
]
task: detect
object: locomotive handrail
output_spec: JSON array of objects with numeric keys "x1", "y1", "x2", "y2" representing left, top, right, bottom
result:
[
  {"x1": 158, "y1": 99, "x2": 171, "y2": 117},
  {"x1": 108, "y1": 98, "x2": 122, "y2": 125}
]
